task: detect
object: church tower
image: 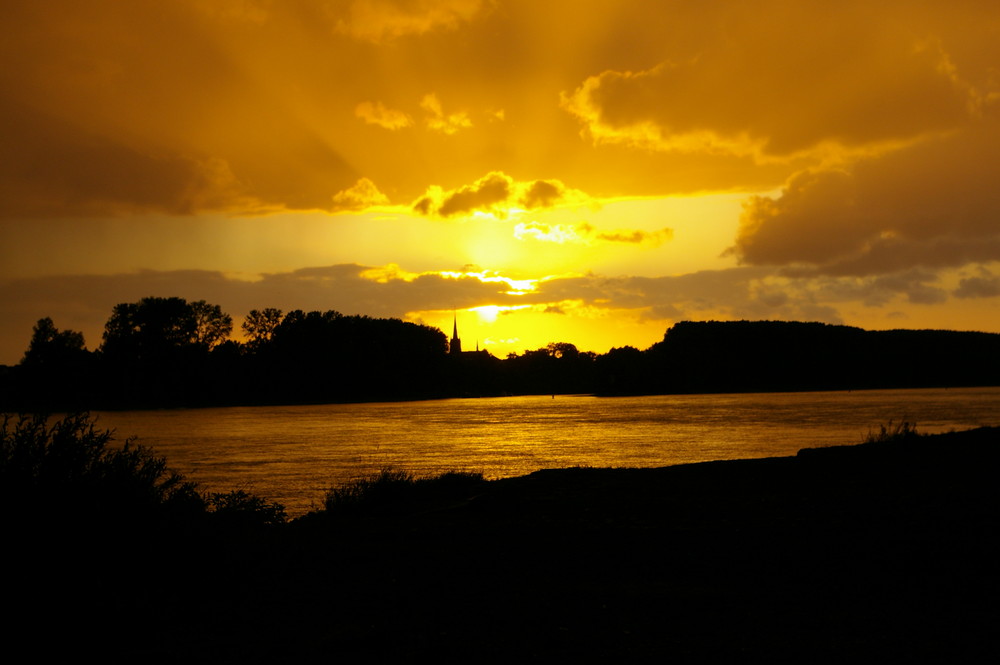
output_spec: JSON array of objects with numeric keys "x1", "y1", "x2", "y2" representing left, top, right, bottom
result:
[{"x1": 450, "y1": 312, "x2": 462, "y2": 354}]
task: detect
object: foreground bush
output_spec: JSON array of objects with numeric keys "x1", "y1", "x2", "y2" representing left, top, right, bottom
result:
[
  {"x1": 0, "y1": 412, "x2": 285, "y2": 529},
  {"x1": 207, "y1": 488, "x2": 288, "y2": 527},
  {"x1": 0, "y1": 412, "x2": 203, "y2": 522},
  {"x1": 323, "y1": 467, "x2": 487, "y2": 515}
]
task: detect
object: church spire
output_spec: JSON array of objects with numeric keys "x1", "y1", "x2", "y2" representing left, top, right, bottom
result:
[{"x1": 450, "y1": 311, "x2": 462, "y2": 354}]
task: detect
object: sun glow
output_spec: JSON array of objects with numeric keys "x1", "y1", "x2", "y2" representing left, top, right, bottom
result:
[
  {"x1": 438, "y1": 269, "x2": 539, "y2": 295},
  {"x1": 469, "y1": 304, "x2": 532, "y2": 323}
]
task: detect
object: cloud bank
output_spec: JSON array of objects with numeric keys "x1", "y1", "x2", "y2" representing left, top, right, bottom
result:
[{"x1": 732, "y1": 121, "x2": 1000, "y2": 276}]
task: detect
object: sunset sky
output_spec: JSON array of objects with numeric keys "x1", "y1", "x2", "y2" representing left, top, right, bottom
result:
[{"x1": 2, "y1": 0, "x2": 1000, "y2": 364}]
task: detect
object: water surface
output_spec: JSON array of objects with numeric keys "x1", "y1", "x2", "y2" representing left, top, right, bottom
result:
[{"x1": 93, "y1": 387, "x2": 1000, "y2": 516}]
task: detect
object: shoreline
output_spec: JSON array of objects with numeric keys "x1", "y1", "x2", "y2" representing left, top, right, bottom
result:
[{"x1": 11, "y1": 425, "x2": 999, "y2": 662}]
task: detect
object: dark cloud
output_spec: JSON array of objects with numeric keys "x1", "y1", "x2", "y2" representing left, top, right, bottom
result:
[
  {"x1": 521, "y1": 180, "x2": 564, "y2": 209},
  {"x1": 532, "y1": 265, "x2": 959, "y2": 327},
  {"x1": 807, "y1": 270, "x2": 948, "y2": 307},
  {"x1": 532, "y1": 267, "x2": 841, "y2": 324},
  {"x1": 732, "y1": 121, "x2": 1000, "y2": 275},
  {"x1": 0, "y1": 96, "x2": 257, "y2": 218},
  {"x1": 954, "y1": 274, "x2": 1000, "y2": 299},
  {"x1": 438, "y1": 173, "x2": 512, "y2": 217}
]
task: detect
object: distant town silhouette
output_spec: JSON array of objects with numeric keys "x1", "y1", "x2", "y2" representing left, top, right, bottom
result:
[{"x1": 2, "y1": 295, "x2": 999, "y2": 411}]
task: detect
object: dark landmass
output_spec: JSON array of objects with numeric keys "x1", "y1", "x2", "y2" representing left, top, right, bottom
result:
[
  {"x1": 9, "y1": 425, "x2": 1000, "y2": 663},
  {"x1": 2, "y1": 298, "x2": 999, "y2": 411}
]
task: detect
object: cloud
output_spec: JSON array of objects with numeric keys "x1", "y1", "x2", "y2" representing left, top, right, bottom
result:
[
  {"x1": 0, "y1": 1, "x2": 377, "y2": 218},
  {"x1": 536, "y1": 268, "x2": 842, "y2": 324},
  {"x1": 0, "y1": 96, "x2": 266, "y2": 218},
  {"x1": 513, "y1": 222, "x2": 582, "y2": 244},
  {"x1": 806, "y1": 270, "x2": 950, "y2": 307},
  {"x1": 585, "y1": 224, "x2": 673, "y2": 246},
  {"x1": 731, "y1": 120, "x2": 1000, "y2": 275},
  {"x1": 530, "y1": 265, "x2": 962, "y2": 329},
  {"x1": 355, "y1": 101, "x2": 414, "y2": 130},
  {"x1": 954, "y1": 273, "x2": 1000, "y2": 299},
  {"x1": 421, "y1": 93, "x2": 473, "y2": 135},
  {"x1": 439, "y1": 172, "x2": 510, "y2": 216},
  {"x1": 520, "y1": 180, "x2": 564, "y2": 209},
  {"x1": 560, "y1": 3, "x2": 983, "y2": 161},
  {"x1": 513, "y1": 221, "x2": 672, "y2": 246},
  {"x1": 7, "y1": 0, "x2": 1000, "y2": 219},
  {"x1": 413, "y1": 171, "x2": 593, "y2": 217},
  {"x1": 330, "y1": 178, "x2": 391, "y2": 212},
  {"x1": 333, "y1": 0, "x2": 487, "y2": 42}
]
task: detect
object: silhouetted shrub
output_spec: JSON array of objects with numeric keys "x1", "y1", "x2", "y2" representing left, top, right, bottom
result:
[
  {"x1": 0, "y1": 412, "x2": 203, "y2": 524},
  {"x1": 323, "y1": 467, "x2": 486, "y2": 515},
  {"x1": 1, "y1": 413, "x2": 290, "y2": 535},
  {"x1": 207, "y1": 489, "x2": 287, "y2": 527}
]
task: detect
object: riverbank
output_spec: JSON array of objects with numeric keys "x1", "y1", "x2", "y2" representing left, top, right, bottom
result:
[{"x1": 11, "y1": 426, "x2": 1000, "y2": 662}]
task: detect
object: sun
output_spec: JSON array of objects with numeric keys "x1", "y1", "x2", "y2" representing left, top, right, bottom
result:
[
  {"x1": 468, "y1": 304, "x2": 533, "y2": 324},
  {"x1": 471, "y1": 305, "x2": 502, "y2": 323}
]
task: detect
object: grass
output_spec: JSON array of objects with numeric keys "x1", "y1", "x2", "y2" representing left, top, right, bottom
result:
[{"x1": 862, "y1": 420, "x2": 920, "y2": 444}]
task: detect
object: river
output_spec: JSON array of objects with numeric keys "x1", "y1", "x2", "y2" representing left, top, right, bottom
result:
[{"x1": 91, "y1": 386, "x2": 1000, "y2": 516}]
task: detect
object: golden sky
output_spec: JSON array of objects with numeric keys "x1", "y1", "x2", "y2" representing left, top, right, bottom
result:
[{"x1": 2, "y1": 0, "x2": 1000, "y2": 363}]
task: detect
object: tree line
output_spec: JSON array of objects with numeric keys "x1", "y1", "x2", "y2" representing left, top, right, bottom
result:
[{"x1": 1, "y1": 297, "x2": 999, "y2": 411}]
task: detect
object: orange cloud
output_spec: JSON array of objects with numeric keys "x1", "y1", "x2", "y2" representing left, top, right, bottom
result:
[
  {"x1": 355, "y1": 101, "x2": 413, "y2": 130},
  {"x1": 413, "y1": 172, "x2": 592, "y2": 218},
  {"x1": 514, "y1": 222, "x2": 672, "y2": 246},
  {"x1": 421, "y1": 93, "x2": 473, "y2": 135},
  {"x1": 331, "y1": 178, "x2": 391, "y2": 212},
  {"x1": 561, "y1": 5, "x2": 981, "y2": 162},
  {"x1": 586, "y1": 224, "x2": 673, "y2": 246}
]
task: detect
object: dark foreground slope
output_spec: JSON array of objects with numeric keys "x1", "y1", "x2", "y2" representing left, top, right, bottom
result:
[{"x1": 10, "y1": 428, "x2": 1000, "y2": 663}]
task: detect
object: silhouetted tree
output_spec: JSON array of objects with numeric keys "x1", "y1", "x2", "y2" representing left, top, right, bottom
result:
[
  {"x1": 547, "y1": 342, "x2": 579, "y2": 359},
  {"x1": 21, "y1": 317, "x2": 87, "y2": 367},
  {"x1": 191, "y1": 300, "x2": 233, "y2": 349},
  {"x1": 499, "y1": 342, "x2": 596, "y2": 395},
  {"x1": 101, "y1": 297, "x2": 232, "y2": 362},
  {"x1": 7, "y1": 318, "x2": 93, "y2": 410},
  {"x1": 241, "y1": 308, "x2": 283, "y2": 350},
  {"x1": 594, "y1": 345, "x2": 649, "y2": 395},
  {"x1": 96, "y1": 297, "x2": 234, "y2": 407}
]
